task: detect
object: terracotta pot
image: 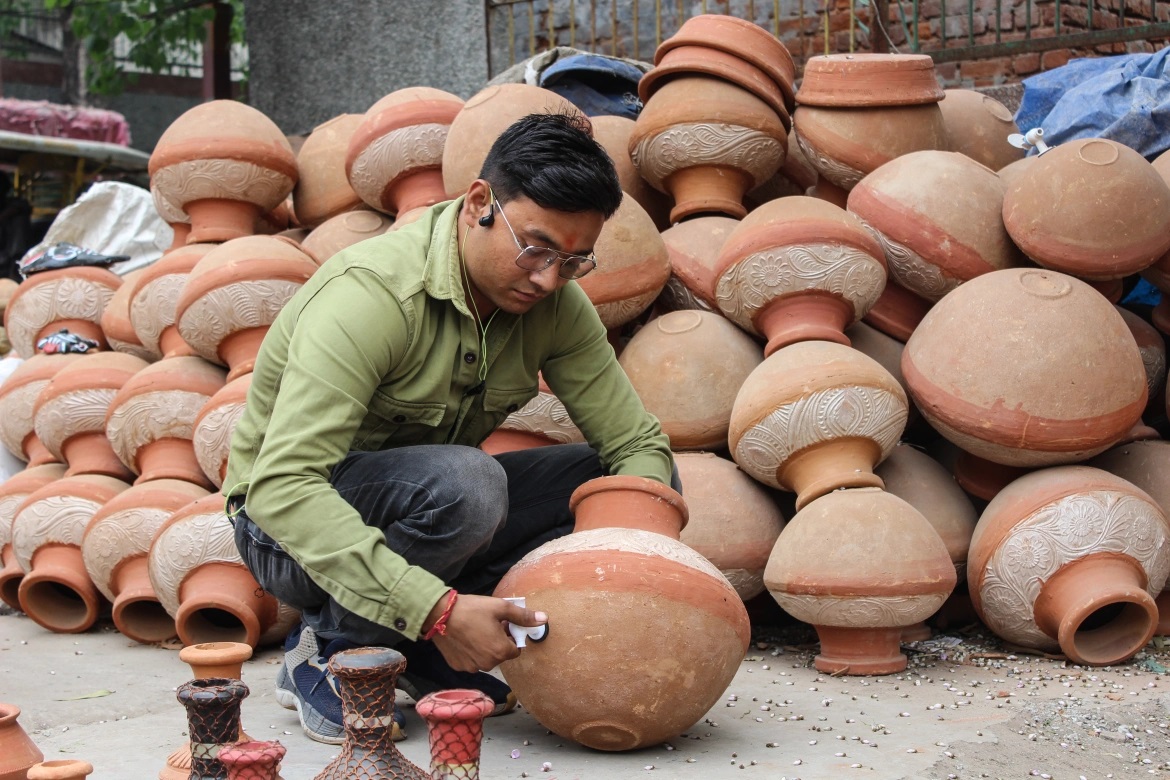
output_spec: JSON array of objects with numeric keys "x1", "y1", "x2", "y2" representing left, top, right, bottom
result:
[
  {"x1": 729, "y1": 341, "x2": 908, "y2": 510},
  {"x1": 842, "y1": 321, "x2": 910, "y2": 400},
  {"x1": 415, "y1": 690, "x2": 493, "y2": 780},
  {"x1": 299, "y1": 209, "x2": 393, "y2": 266},
  {"x1": 347, "y1": 87, "x2": 464, "y2": 217},
  {"x1": 13, "y1": 473, "x2": 130, "y2": 633},
  {"x1": 128, "y1": 243, "x2": 217, "y2": 359},
  {"x1": 176, "y1": 677, "x2": 250, "y2": 780},
  {"x1": 968, "y1": 466, "x2": 1170, "y2": 665},
  {"x1": 1117, "y1": 306, "x2": 1166, "y2": 411},
  {"x1": 807, "y1": 177, "x2": 850, "y2": 208},
  {"x1": 0, "y1": 464, "x2": 67, "y2": 610},
  {"x1": 797, "y1": 53, "x2": 944, "y2": 107},
  {"x1": 33, "y1": 352, "x2": 149, "y2": 480},
  {"x1": 0, "y1": 703, "x2": 43, "y2": 780},
  {"x1": 952, "y1": 451, "x2": 1031, "y2": 503},
  {"x1": 152, "y1": 183, "x2": 190, "y2": 237},
  {"x1": 764, "y1": 487, "x2": 956, "y2": 674},
  {"x1": 495, "y1": 475, "x2": 749, "y2": 751},
  {"x1": 590, "y1": 116, "x2": 673, "y2": 230},
  {"x1": 747, "y1": 127, "x2": 820, "y2": 208},
  {"x1": 4, "y1": 267, "x2": 121, "y2": 358},
  {"x1": 0, "y1": 354, "x2": 83, "y2": 465},
  {"x1": 903, "y1": 269, "x2": 1147, "y2": 466},
  {"x1": 938, "y1": 89, "x2": 1023, "y2": 171},
  {"x1": 676, "y1": 451, "x2": 785, "y2": 601},
  {"x1": 861, "y1": 277, "x2": 931, "y2": 342},
  {"x1": 149, "y1": 100, "x2": 298, "y2": 244},
  {"x1": 293, "y1": 113, "x2": 365, "y2": 229},
  {"x1": 619, "y1": 311, "x2": 762, "y2": 450},
  {"x1": 192, "y1": 374, "x2": 252, "y2": 490},
  {"x1": 218, "y1": 742, "x2": 285, "y2": 780},
  {"x1": 481, "y1": 376, "x2": 582, "y2": 454},
  {"x1": 26, "y1": 761, "x2": 92, "y2": 780},
  {"x1": 100, "y1": 269, "x2": 159, "y2": 362},
  {"x1": 997, "y1": 154, "x2": 1036, "y2": 190},
  {"x1": 658, "y1": 216, "x2": 739, "y2": 312},
  {"x1": 1004, "y1": 138, "x2": 1170, "y2": 280},
  {"x1": 175, "y1": 236, "x2": 318, "y2": 381},
  {"x1": 714, "y1": 196, "x2": 887, "y2": 355}
]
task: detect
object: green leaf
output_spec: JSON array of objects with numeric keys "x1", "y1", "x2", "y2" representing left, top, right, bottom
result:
[{"x1": 56, "y1": 689, "x2": 115, "y2": 701}]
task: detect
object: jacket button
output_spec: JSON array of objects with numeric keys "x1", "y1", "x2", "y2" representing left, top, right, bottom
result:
[
  {"x1": 392, "y1": 414, "x2": 407, "y2": 423},
  {"x1": 464, "y1": 352, "x2": 477, "y2": 363},
  {"x1": 394, "y1": 617, "x2": 407, "y2": 631},
  {"x1": 506, "y1": 403, "x2": 519, "y2": 413}
]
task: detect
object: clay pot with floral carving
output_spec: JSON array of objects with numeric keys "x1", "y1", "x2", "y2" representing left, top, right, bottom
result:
[
  {"x1": 12, "y1": 473, "x2": 130, "y2": 632},
  {"x1": 347, "y1": 87, "x2": 464, "y2": 217},
  {"x1": 81, "y1": 479, "x2": 209, "y2": 643},
  {"x1": 175, "y1": 236, "x2": 318, "y2": 381},
  {"x1": 300, "y1": 209, "x2": 393, "y2": 266},
  {"x1": 4, "y1": 267, "x2": 122, "y2": 358},
  {"x1": 152, "y1": 183, "x2": 191, "y2": 254},
  {"x1": 969, "y1": 466, "x2": 1170, "y2": 665},
  {"x1": 748, "y1": 128, "x2": 820, "y2": 209},
  {"x1": 657, "y1": 216, "x2": 739, "y2": 313},
  {"x1": 479, "y1": 376, "x2": 582, "y2": 455},
  {"x1": 128, "y1": 242, "x2": 217, "y2": 359},
  {"x1": 495, "y1": 475, "x2": 749, "y2": 751},
  {"x1": 0, "y1": 463, "x2": 66, "y2": 610},
  {"x1": 293, "y1": 113, "x2": 365, "y2": 229},
  {"x1": 591, "y1": 115, "x2": 673, "y2": 230},
  {"x1": 630, "y1": 77, "x2": 788, "y2": 222},
  {"x1": 0, "y1": 354, "x2": 83, "y2": 466},
  {"x1": 903, "y1": 269, "x2": 1147, "y2": 466},
  {"x1": 619, "y1": 311, "x2": 762, "y2": 450},
  {"x1": 149, "y1": 493, "x2": 298, "y2": 648},
  {"x1": 937, "y1": 89, "x2": 1023, "y2": 171},
  {"x1": 729, "y1": 341, "x2": 908, "y2": 510},
  {"x1": 100, "y1": 269, "x2": 159, "y2": 363},
  {"x1": 192, "y1": 373, "x2": 252, "y2": 489},
  {"x1": 34, "y1": 352, "x2": 149, "y2": 480},
  {"x1": 149, "y1": 100, "x2": 298, "y2": 244},
  {"x1": 714, "y1": 196, "x2": 887, "y2": 355},
  {"x1": 766, "y1": 487, "x2": 955, "y2": 673},
  {"x1": 0, "y1": 702, "x2": 44, "y2": 780}
]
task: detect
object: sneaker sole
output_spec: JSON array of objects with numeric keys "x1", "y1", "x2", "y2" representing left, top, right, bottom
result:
[
  {"x1": 289, "y1": 693, "x2": 346, "y2": 745},
  {"x1": 275, "y1": 663, "x2": 296, "y2": 711}
]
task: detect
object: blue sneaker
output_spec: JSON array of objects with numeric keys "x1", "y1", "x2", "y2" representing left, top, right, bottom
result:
[{"x1": 397, "y1": 640, "x2": 518, "y2": 717}]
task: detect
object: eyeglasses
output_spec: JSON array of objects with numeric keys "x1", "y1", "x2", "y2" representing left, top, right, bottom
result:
[{"x1": 492, "y1": 193, "x2": 599, "y2": 280}]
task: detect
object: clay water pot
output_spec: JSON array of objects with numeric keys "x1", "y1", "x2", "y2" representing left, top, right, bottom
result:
[
  {"x1": 843, "y1": 322, "x2": 911, "y2": 401},
  {"x1": 764, "y1": 487, "x2": 956, "y2": 674},
  {"x1": 100, "y1": 269, "x2": 159, "y2": 362},
  {"x1": 0, "y1": 703, "x2": 43, "y2": 780},
  {"x1": 442, "y1": 84, "x2": 588, "y2": 197},
  {"x1": 12, "y1": 473, "x2": 130, "y2": 633},
  {"x1": 618, "y1": 311, "x2": 763, "y2": 450},
  {"x1": 729, "y1": 341, "x2": 908, "y2": 510},
  {"x1": 479, "y1": 376, "x2": 582, "y2": 454},
  {"x1": 903, "y1": 269, "x2": 1147, "y2": 466},
  {"x1": 1117, "y1": 306, "x2": 1167, "y2": 427},
  {"x1": 0, "y1": 463, "x2": 66, "y2": 610},
  {"x1": 218, "y1": 742, "x2": 285, "y2": 780},
  {"x1": 105, "y1": 356, "x2": 227, "y2": 487},
  {"x1": 347, "y1": 87, "x2": 464, "y2": 217},
  {"x1": 152, "y1": 183, "x2": 190, "y2": 243},
  {"x1": 1004, "y1": 138, "x2": 1170, "y2": 280},
  {"x1": 26, "y1": 761, "x2": 92, "y2": 780},
  {"x1": 576, "y1": 195, "x2": 671, "y2": 329},
  {"x1": 192, "y1": 374, "x2": 252, "y2": 490},
  {"x1": 4, "y1": 267, "x2": 121, "y2": 358},
  {"x1": 861, "y1": 276, "x2": 932, "y2": 342},
  {"x1": 495, "y1": 475, "x2": 750, "y2": 751},
  {"x1": 33, "y1": 352, "x2": 148, "y2": 480},
  {"x1": 0, "y1": 354, "x2": 83, "y2": 465},
  {"x1": 175, "y1": 236, "x2": 318, "y2": 381},
  {"x1": 968, "y1": 466, "x2": 1170, "y2": 665},
  {"x1": 640, "y1": 45, "x2": 791, "y2": 128},
  {"x1": 657, "y1": 216, "x2": 739, "y2": 313},
  {"x1": 415, "y1": 690, "x2": 493, "y2": 780},
  {"x1": 996, "y1": 155, "x2": 1036, "y2": 189},
  {"x1": 176, "y1": 677, "x2": 250, "y2": 780},
  {"x1": 590, "y1": 115, "x2": 672, "y2": 230},
  {"x1": 676, "y1": 451, "x2": 786, "y2": 601},
  {"x1": 797, "y1": 53, "x2": 944, "y2": 107},
  {"x1": 807, "y1": 177, "x2": 851, "y2": 208},
  {"x1": 81, "y1": 479, "x2": 210, "y2": 643},
  {"x1": 952, "y1": 452, "x2": 1031, "y2": 503},
  {"x1": 292, "y1": 113, "x2": 365, "y2": 228},
  {"x1": 937, "y1": 89, "x2": 1023, "y2": 171},
  {"x1": 714, "y1": 196, "x2": 887, "y2": 355},
  {"x1": 630, "y1": 77, "x2": 788, "y2": 222},
  {"x1": 848, "y1": 150, "x2": 1021, "y2": 303},
  {"x1": 750, "y1": 127, "x2": 820, "y2": 205},
  {"x1": 299, "y1": 209, "x2": 393, "y2": 266},
  {"x1": 128, "y1": 243, "x2": 217, "y2": 359},
  {"x1": 149, "y1": 100, "x2": 298, "y2": 244}
]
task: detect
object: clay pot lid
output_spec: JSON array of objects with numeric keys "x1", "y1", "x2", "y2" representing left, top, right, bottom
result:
[{"x1": 797, "y1": 54, "x2": 944, "y2": 107}]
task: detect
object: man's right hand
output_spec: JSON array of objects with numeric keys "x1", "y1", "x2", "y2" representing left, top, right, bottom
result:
[{"x1": 427, "y1": 592, "x2": 547, "y2": 673}]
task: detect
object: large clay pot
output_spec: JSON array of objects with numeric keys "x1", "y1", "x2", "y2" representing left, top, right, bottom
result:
[
  {"x1": 714, "y1": 196, "x2": 887, "y2": 355},
  {"x1": 729, "y1": 341, "x2": 908, "y2": 510},
  {"x1": 33, "y1": 352, "x2": 149, "y2": 480},
  {"x1": 903, "y1": 269, "x2": 1147, "y2": 466},
  {"x1": 4, "y1": 267, "x2": 121, "y2": 358},
  {"x1": 1117, "y1": 307, "x2": 1167, "y2": 400},
  {"x1": 797, "y1": 53, "x2": 944, "y2": 107},
  {"x1": 192, "y1": 374, "x2": 252, "y2": 490},
  {"x1": 937, "y1": 89, "x2": 1023, "y2": 171},
  {"x1": 495, "y1": 475, "x2": 750, "y2": 751},
  {"x1": 618, "y1": 310, "x2": 762, "y2": 450},
  {"x1": 415, "y1": 690, "x2": 493, "y2": 780},
  {"x1": 860, "y1": 275, "x2": 932, "y2": 342},
  {"x1": 100, "y1": 269, "x2": 159, "y2": 362},
  {"x1": 765, "y1": 487, "x2": 956, "y2": 674},
  {"x1": 676, "y1": 451, "x2": 785, "y2": 601},
  {"x1": 0, "y1": 354, "x2": 83, "y2": 465},
  {"x1": 292, "y1": 113, "x2": 365, "y2": 229},
  {"x1": 299, "y1": 209, "x2": 393, "y2": 266},
  {"x1": 968, "y1": 466, "x2": 1170, "y2": 665},
  {"x1": 0, "y1": 463, "x2": 68, "y2": 610},
  {"x1": 26, "y1": 761, "x2": 93, "y2": 780},
  {"x1": 748, "y1": 127, "x2": 819, "y2": 208},
  {"x1": 657, "y1": 216, "x2": 739, "y2": 313},
  {"x1": 640, "y1": 45, "x2": 791, "y2": 128},
  {"x1": 12, "y1": 473, "x2": 130, "y2": 633},
  {"x1": 590, "y1": 115, "x2": 672, "y2": 230},
  {"x1": 128, "y1": 243, "x2": 217, "y2": 359},
  {"x1": 479, "y1": 376, "x2": 581, "y2": 455},
  {"x1": 81, "y1": 479, "x2": 209, "y2": 643},
  {"x1": 0, "y1": 703, "x2": 43, "y2": 780},
  {"x1": 149, "y1": 100, "x2": 298, "y2": 244}
]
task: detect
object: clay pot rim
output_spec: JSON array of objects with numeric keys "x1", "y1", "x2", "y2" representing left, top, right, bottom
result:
[
  {"x1": 568, "y1": 474, "x2": 688, "y2": 523},
  {"x1": 0, "y1": 701, "x2": 20, "y2": 724},
  {"x1": 797, "y1": 53, "x2": 945, "y2": 107},
  {"x1": 178, "y1": 640, "x2": 254, "y2": 667},
  {"x1": 415, "y1": 688, "x2": 496, "y2": 719}
]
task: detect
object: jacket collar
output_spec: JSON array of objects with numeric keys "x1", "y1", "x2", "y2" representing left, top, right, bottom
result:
[{"x1": 420, "y1": 196, "x2": 473, "y2": 318}]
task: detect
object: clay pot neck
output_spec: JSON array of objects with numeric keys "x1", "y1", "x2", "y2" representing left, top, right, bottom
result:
[
  {"x1": 862, "y1": 280, "x2": 931, "y2": 342},
  {"x1": 781, "y1": 439, "x2": 885, "y2": 510},
  {"x1": 666, "y1": 165, "x2": 752, "y2": 222},
  {"x1": 416, "y1": 689, "x2": 494, "y2": 772},
  {"x1": 179, "y1": 641, "x2": 254, "y2": 680},
  {"x1": 160, "y1": 326, "x2": 198, "y2": 359},
  {"x1": 220, "y1": 327, "x2": 268, "y2": 382},
  {"x1": 386, "y1": 168, "x2": 447, "y2": 215},
  {"x1": 755, "y1": 292, "x2": 853, "y2": 357},
  {"x1": 19, "y1": 543, "x2": 102, "y2": 634},
  {"x1": 813, "y1": 625, "x2": 908, "y2": 675},
  {"x1": 27, "y1": 759, "x2": 94, "y2": 780},
  {"x1": 24, "y1": 433, "x2": 58, "y2": 467},
  {"x1": 166, "y1": 223, "x2": 192, "y2": 254},
  {"x1": 61, "y1": 432, "x2": 135, "y2": 481},
  {"x1": 135, "y1": 438, "x2": 214, "y2": 489},
  {"x1": 175, "y1": 563, "x2": 272, "y2": 648},
  {"x1": 952, "y1": 451, "x2": 1029, "y2": 502},
  {"x1": 111, "y1": 556, "x2": 176, "y2": 644},
  {"x1": 185, "y1": 199, "x2": 262, "y2": 244},
  {"x1": 569, "y1": 475, "x2": 689, "y2": 537}
]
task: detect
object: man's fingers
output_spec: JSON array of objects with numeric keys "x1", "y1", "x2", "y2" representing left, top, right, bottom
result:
[{"x1": 501, "y1": 602, "x2": 547, "y2": 627}]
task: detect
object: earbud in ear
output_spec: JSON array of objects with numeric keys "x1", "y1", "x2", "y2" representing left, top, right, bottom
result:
[{"x1": 478, "y1": 203, "x2": 495, "y2": 227}]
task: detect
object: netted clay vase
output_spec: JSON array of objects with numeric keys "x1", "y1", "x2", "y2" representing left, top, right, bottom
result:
[
  {"x1": 937, "y1": 89, "x2": 1023, "y2": 171},
  {"x1": 0, "y1": 702, "x2": 44, "y2": 780},
  {"x1": 903, "y1": 269, "x2": 1147, "y2": 466},
  {"x1": 442, "y1": 84, "x2": 588, "y2": 197},
  {"x1": 765, "y1": 486, "x2": 956, "y2": 674},
  {"x1": 657, "y1": 216, "x2": 739, "y2": 313},
  {"x1": 299, "y1": 209, "x2": 393, "y2": 266},
  {"x1": 33, "y1": 352, "x2": 149, "y2": 480},
  {"x1": 1003, "y1": 138, "x2": 1170, "y2": 280},
  {"x1": 149, "y1": 493, "x2": 298, "y2": 648},
  {"x1": 495, "y1": 475, "x2": 750, "y2": 751},
  {"x1": 714, "y1": 196, "x2": 887, "y2": 355},
  {"x1": 26, "y1": 760, "x2": 93, "y2": 780},
  {"x1": 81, "y1": 479, "x2": 210, "y2": 643},
  {"x1": 100, "y1": 268, "x2": 159, "y2": 362},
  {"x1": 176, "y1": 677, "x2": 250, "y2": 780},
  {"x1": 797, "y1": 53, "x2": 944, "y2": 107},
  {"x1": 415, "y1": 690, "x2": 493, "y2": 780},
  {"x1": 218, "y1": 742, "x2": 285, "y2": 780},
  {"x1": 346, "y1": 87, "x2": 464, "y2": 217},
  {"x1": 12, "y1": 473, "x2": 130, "y2": 633},
  {"x1": 576, "y1": 195, "x2": 671, "y2": 329},
  {"x1": 192, "y1": 374, "x2": 252, "y2": 490},
  {"x1": 128, "y1": 242, "x2": 218, "y2": 359},
  {"x1": 293, "y1": 113, "x2": 365, "y2": 229},
  {"x1": 175, "y1": 236, "x2": 318, "y2": 381},
  {"x1": 590, "y1": 115, "x2": 672, "y2": 230},
  {"x1": 0, "y1": 463, "x2": 66, "y2": 610},
  {"x1": 4, "y1": 266, "x2": 121, "y2": 358},
  {"x1": 848, "y1": 150, "x2": 1021, "y2": 303},
  {"x1": 149, "y1": 100, "x2": 298, "y2": 244},
  {"x1": 618, "y1": 311, "x2": 762, "y2": 450},
  {"x1": 479, "y1": 376, "x2": 582, "y2": 455},
  {"x1": 0, "y1": 354, "x2": 83, "y2": 465},
  {"x1": 968, "y1": 466, "x2": 1170, "y2": 666},
  {"x1": 105, "y1": 356, "x2": 227, "y2": 487},
  {"x1": 676, "y1": 451, "x2": 785, "y2": 601},
  {"x1": 630, "y1": 76, "x2": 788, "y2": 222},
  {"x1": 729, "y1": 341, "x2": 908, "y2": 510}
]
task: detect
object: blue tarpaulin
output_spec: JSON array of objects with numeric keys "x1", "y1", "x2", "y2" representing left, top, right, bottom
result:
[{"x1": 539, "y1": 54, "x2": 645, "y2": 119}]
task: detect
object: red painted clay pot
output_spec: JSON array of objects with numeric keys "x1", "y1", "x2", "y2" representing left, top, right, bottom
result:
[
  {"x1": 26, "y1": 760, "x2": 92, "y2": 780},
  {"x1": 128, "y1": 243, "x2": 217, "y2": 359},
  {"x1": 4, "y1": 267, "x2": 121, "y2": 358},
  {"x1": 415, "y1": 690, "x2": 493, "y2": 780},
  {"x1": 0, "y1": 703, "x2": 44, "y2": 780},
  {"x1": 218, "y1": 742, "x2": 285, "y2": 780},
  {"x1": 100, "y1": 268, "x2": 158, "y2": 362},
  {"x1": 299, "y1": 209, "x2": 393, "y2": 266},
  {"x1": 576, "y1": 196, "x2": 671, "y2": 328},
  {"x1": 0, "y1": 354, "x2": 83, "y2": 466},
  {"x1": 797, "y1": 54, "x2": 944, "y2": 107},
  {"x1": 937, "y1": 89, "x2": 1023, "y2": 171},
  {"x1": 192, "y1": 373, "x2": 252, "y2": 489},
  {"x1": 590, "y1": 116, "x2": 673, "y2": 230},
  {"x1": 658, "y1": 215, "x2": 739, "y2": 313},
  {"x1": 293, "y1": 113, "x2": 365, "y2": 228}
]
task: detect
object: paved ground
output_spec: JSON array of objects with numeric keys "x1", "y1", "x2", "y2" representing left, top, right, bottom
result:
[{"x1": 4, "y1": 605, "x2": 1170, "y2": 780}]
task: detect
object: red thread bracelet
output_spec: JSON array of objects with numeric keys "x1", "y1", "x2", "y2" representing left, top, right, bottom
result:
[{"x1": 422, "y1": 589, "x2": 458, "y2": 641}]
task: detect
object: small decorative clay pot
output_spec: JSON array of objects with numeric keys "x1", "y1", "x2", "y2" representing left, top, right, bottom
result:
[
  {"x1": 4, "y1": 267, "x2": 122, "y2": 358},
  {"x1": 100, "y1": 268, "x2": 159, "y2": 362},
  {"x1": 479, "y1": 376, "x2": 582, "y2": 455},
  {"x1": 797, "y1": 53, "x2": 944, "y2": 107},
  {"x1": 128, "y1": 243, "x2": 218, "y2": 358},
  {"x1": 0, "y1": 463, "x2": 67, "y2": 610},
  {"x1": 299, "y1": 209, "x2": 393, "y2": 266},
  {"x1": 590, "y1": 116, "x2": 673, "y2": 230},
  {"x1": 292, "y1": 113, "x2": 365, "y2": 229},
  {"x1": 415, "y1": 690, "x2": 494, "y2": 780},
  {"x1": 26, "y1": 760, "x2": 93, "y2": 780},
  {"x1": 192, "y1": 374, "x2": 252, "y2": 490},
  {"x1": 937, "y1": 89, "x2": 1023, "y2": 171},
  {"x1": 0, "y1": 354, "x2": 83, "y2": 465},
  {"x1": 218, "y1": 742, "x2": 286, "y2": 780},
  {"x1": 658, "y1": 216, "x2": 740, "y2": 313},
  {"x1": 0, "y1": 702, "x2": 44, "y2": 780}
]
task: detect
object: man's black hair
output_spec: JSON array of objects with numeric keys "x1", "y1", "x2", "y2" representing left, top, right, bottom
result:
[{"x1": 478, "y1": 112, "x2": 623, "y2": 219}]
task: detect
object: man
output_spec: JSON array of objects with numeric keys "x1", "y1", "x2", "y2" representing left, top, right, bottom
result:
[{"x1": 223, "y1": 112, "x2": 677, "y2": 744}]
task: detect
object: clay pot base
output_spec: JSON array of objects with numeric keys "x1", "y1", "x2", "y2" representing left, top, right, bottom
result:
[
  {"x1": 901, "y1": 621, "x2": 932, "y2": 643},
  {"x1": 755, "y1": 293, "x2": 852, "y2": 357},
  {"x1": 667, "y1": 165, "x2": 754, "y2": 222},
  {"x1": 813, "y1": 625, "x2": 907, "y2": 675},
  {"x1": 953, "y1": 451, "x2": 1030, "y2": 502},
  {"x1": 781, "y1": 438, "x2": 885, "y2": 511}
]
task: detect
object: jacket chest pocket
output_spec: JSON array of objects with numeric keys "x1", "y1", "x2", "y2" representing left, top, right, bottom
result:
[
  {"x1": 358, "y1": 391, "x2": 447, "y2": 449},
  {"x1": 463, "y1": 385, "x2": 539, "y2": 445}
]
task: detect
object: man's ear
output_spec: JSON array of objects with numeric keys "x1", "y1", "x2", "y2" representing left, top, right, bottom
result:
[{"x1": 462, "y1": 179, "x2": 491, "y2": 228}]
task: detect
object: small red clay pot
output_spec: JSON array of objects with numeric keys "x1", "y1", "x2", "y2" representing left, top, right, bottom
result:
[
  {"x1": 299, "y1": 209, "x2": 393, "y2": 266},
  {"x1": 4, "y1": 267, "x2": 121, "y2": 358},
  {"x1": 659, "y1": 216, "x2": 739, "y2": 312},
  {"x1": 0, "y1": 354, "x2": 84, "y2": 466},
  {"x1": 415, "y1": 691, "x2": 493, "y2": 780},
  {"x1": 293, "y1": 113, "x2": 365, "y2": 229},
  {"x1": 0, "y1": 463, "x2": 67, "y2": 610},
  {"x1": 591, "y1": 116, "x2": 673, "y2": 230},
  {"x1": 797, "y1": 53, "x2": 944, "y2": 107},
  {"x1": 100, "y1": 268, "x2": 158, "y2": 362},
  {"x1": 192, "y1": 373, "x2": 253, "y2": 490},
  {"x1": 218, "y1": 742, "x2": 285, "y2": 780},
  {"x1": 27, "y1": 760, "x2": 93, "y2": 780},
  {"x1": 0, "y1": 702, "x2": 44, "y2": 780},
  {"x1": 128, "y1": 242, "x2": 217, "y2": 359},
  {"x1": 938, "y1": 89, "x2": 1023, "y2": 171}
]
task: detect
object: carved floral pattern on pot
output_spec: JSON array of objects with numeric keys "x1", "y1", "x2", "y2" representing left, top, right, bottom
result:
[
  {"x1": 148, "y1": 503, "x2": 240, "y2": 618},
  {"x1": 0, "y1": 354, "x2": 83, "y2": 463},
  {"x1": 5, "y1": 268, "x2": 120, "y2": 358},
  {"x1": 631, "y1": 123, "x2": 785, "y2": 193},
  {"x1": 101, "y1": 270, "x2": 159, "y2": 363},
  {"x1": 106, "y1": 390, "x2": 211, "y2": 475},
  {"x1": 593, "y1": 291, "x2": 660, "y2": 331},
  {"x1": 151, "y1": 160, "x2": 292, "y2": 212},
  {"x1": 34, "y1": 389, "x2": 118, "y2": 463},
  {"x1": 192, "y1": 375, "x2": 251, "y2": 489},
  {"x1": 130, "y1": 273, "x2": 187, "y2": 355},
  {"x1": 657, "y1": 275, "x2": 715, "y2": 313},
  {"x1": 858, "y1": 220, "x2": 959, "y2": 301},
  {"x1": 794, "y1": 131, "x2": 865, "y2": 190},
  {"x1": 348, "y1": 123, "x2": 448, "y2": 211},
  {"x1": 498, "y1": 390, "x2": 583, "y2": 445},
  {"x1": 776, "y1": 592, "x2": 949, "y2": 627},
  {"x1": 12, "y1": 493, "x2": 105, "y2": 572},
  {"x1": 0, "y1": 463, "x2": 67, "y2": 608},
  {"x1": 178, "y1": 280, "x2": 302, "y2": 367}
]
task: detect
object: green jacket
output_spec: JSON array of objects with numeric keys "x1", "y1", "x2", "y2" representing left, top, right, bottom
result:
[{"x1": 223, "y1": 198, "x2": 673, "y2": 640}]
